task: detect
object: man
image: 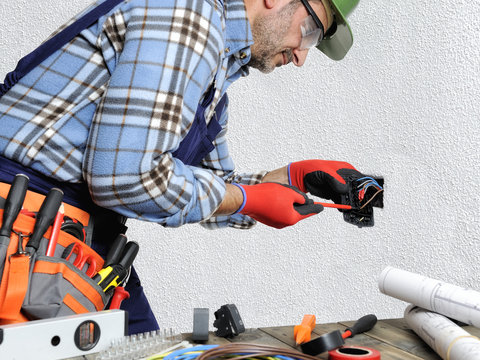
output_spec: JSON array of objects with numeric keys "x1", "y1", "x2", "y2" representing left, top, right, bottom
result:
[{"x1": 0, "y1": 0, "x2": 361, "y2": 333}]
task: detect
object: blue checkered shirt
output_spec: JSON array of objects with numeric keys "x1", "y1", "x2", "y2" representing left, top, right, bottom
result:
[{"x1": 0, "y1": 0, "x2": 266, "y2": 228}]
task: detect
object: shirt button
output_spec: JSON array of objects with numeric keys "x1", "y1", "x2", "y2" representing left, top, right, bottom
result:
[
  {"x1": 225, "y1": 47, "x2": 230, "y2": 53},
  {"x1": 240, "y1": 52, "x2": 247, "y2": 59}
]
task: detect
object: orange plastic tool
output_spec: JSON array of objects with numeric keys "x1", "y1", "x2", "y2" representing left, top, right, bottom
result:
[{"x1": 294, "y1": 314, "x2": 316, "y2": 345}]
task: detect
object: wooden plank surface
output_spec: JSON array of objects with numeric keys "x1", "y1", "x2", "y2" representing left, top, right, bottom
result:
[
  {"x1": 229, "y1": 328, "x2": 294, "y2": 348},
  {"x1": 260, "y1": 323, "x2": 424, "y2": 360},
  {"x1": 339, "y1": 319, "x2": 439, "y2": 359},
  {"x1": 78, "y1": 318, "x2": 478, "y2": 360},
  {"x1": 199, "y1": 319, "x2": 439, "y2": 360}
]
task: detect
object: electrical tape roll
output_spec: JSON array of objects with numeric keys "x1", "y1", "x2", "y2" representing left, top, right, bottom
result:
[
  {"x1": 328, "y1": 346, "x2": 381, "y2": 360},
  {"x1": 301, "y1": 330, "x2": 344, "y2": 355}
]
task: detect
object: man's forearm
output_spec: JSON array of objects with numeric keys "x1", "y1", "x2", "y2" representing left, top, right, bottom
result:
[
  {"x1": 213, "y1": 183, "x2": 244, "y2": 215},
  {"x1": 213, "y1": 166, "x2": 289, "y2": 216},
  {"x1": 261, "y1": 165, "x2": 288, "y2": 184}
]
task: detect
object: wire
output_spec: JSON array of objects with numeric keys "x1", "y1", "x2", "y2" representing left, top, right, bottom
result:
[
  {"x1": 150, "y1": 347, "x2": 213, "y2": 360},
  {"x1": 196, "y1": 343, "x2": 323, "y2": 360},
  {"x1": 356, "y1": 177, "x2": 382, "y2": 188},
  {"x1": 152, "y1": 343, "x2": 323, "y2": 360},
  {"x1": 163, "y1": 346, "x2": 218, "y2": 360},
  {"x1": 353, "y1": 176, "x2": 383, "y2": 208},
  {"x1": 360, "y1": 189, "x2": 384, "y2": 209},
  {"x1": 356, "y1": 180, "x2": 372, "y2": 189}
]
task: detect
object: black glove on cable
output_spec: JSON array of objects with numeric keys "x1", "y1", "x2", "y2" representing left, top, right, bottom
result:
[{"x1": 289, "y1": 160, "x2": 364, "y2": 204}]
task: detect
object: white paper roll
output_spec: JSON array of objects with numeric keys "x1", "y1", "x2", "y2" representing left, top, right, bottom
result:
[
  {"x1": 378, "y1": 266, "x2": 480, "y2": 327},
  {"x1": 405, "y1": 305, "x2": 480, "y2": 360}
]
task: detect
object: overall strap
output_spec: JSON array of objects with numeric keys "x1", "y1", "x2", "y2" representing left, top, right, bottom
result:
[
  {"x1": 0, "y1": 0, "x2": 125, "y2": 97},
  {"x1": 172, "y1": 81, "x2": 226, "y2": 166}
]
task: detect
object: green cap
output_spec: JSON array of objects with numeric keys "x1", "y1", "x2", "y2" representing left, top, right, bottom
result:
[{"x1": 316, "y1": 0, "x2": 360, "y2": 60}]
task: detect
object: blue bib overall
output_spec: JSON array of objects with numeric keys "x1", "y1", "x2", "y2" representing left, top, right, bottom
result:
[{"x1": 0, "y1": 0, "x2": 225, "y2": 334}]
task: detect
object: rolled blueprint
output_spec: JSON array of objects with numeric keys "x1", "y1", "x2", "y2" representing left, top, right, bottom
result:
[
  {"x1": 405, "y1": 305, "x2": 480, "y2": 360},
  {"x1": 379, "y1": 266, "x2": 480, "y2": 327}
]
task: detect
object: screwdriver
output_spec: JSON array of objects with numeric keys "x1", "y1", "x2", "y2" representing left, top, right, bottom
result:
[
  {"x1": 103, "y1": 241, "x2": 139, "y2": 292},
  {"x1": 294, "y1": 314, "x2": 316, "y2": 345},
  {"x1": 0, "y1": 174, "x2": 29, "y2": 279},
  {"x1": 104, "y1": 233, "x2": 128, "y2": 266},
  {"x1": 92, "y1": 234, "x2": 128, "y2": 283},
  {"x1": 300, "y1": 314, "x2": 377, "y2": 355},
  {"x1": 117, "y1": 241, "x2": 139, "y2": 269},
  {"x1": 95, "y1": 241, "x2": 139, "y2": 292},
  {"x1": 314, "y1": 202, "x2": 352, "y2": 210},
  {"x1": 341, "y1": 314, "x2": 378, "y2": 340},
  {"x1": 0, "y1": 174, "x2": 29, "y2": 241},
  {"x1": 26, "y1": 188, "x2": 63, "y2": 256}
]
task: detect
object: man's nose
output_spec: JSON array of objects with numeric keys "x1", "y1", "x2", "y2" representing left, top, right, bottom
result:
[{"x1": 292, "y1": 48, "x2": 310, "y2": 67}]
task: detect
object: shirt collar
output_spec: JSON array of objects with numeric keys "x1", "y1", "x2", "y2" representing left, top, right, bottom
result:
[{"x1": 224, "y1": 0, "x2": 254, "y2": 62}]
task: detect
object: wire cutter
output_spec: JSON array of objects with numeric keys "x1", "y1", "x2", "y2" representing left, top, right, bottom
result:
[{"x1": 64, "y1": 242, "x2": 97, "y2": 277}]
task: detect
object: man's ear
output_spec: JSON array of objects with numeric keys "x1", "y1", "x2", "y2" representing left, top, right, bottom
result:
[{"x1": 264, "y1": 0, "x2": 277, "y2": 10}]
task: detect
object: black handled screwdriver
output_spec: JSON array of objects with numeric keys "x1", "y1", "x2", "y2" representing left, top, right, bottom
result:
[
  {"x1": 0, "y1": 174, "x2": 29, "y2": 280},
  {"x1": 26, "y1": 188, "x2": 63, "y2": 255},
  {"x1": 117, "y1": 241, "x2": 139, "y2": 269},
  {"x1": 96, "y1": 241, "x2": 139, "y2": 292},
  {"x1": 92, "y1": 234, "x2": 128, "y2": 283},
  {"x1": 301, "y1": 314, "x2": 377, "y2": 355},
  {"x1": 104, "y1": 233, "x2": 128, "y2": 267},
  {"x1": 0, "y1": 174, "x2": 29, "y2": 242},
  {"x1": 343, "y1": 314, "x2": 377, "y2": 339}
]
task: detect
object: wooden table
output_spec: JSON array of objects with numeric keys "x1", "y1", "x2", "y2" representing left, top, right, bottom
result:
[{"x1": 182, "y1": 318, "x2": 480, "y2": 360}]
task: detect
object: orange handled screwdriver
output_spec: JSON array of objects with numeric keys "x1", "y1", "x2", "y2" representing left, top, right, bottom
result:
[
  {"x1": 294, "y1": 314, "x2": 316, "y2": 345},
  {"x1": 314, "y1": 202, "x2": 352, "y2": 210}
]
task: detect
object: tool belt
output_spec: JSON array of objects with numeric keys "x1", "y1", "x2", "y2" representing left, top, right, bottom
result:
[
  {"x1": 0, "y1": 155, "x2": 127, "y2": 247},
  {"x1": 0, "y1": 157, "x2": 134, "y2": 325},
  {"x1": 0, "y1": 181, "x2": 113, "y2": 325}
]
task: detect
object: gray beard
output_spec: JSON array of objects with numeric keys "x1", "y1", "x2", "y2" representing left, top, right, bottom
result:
[{"x1": 247, "y1": 2, "x2": 298, "y2": 74}]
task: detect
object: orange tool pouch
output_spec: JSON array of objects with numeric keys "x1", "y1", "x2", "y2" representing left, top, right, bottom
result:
[{"x1": 0, "y1": 184, "x2": 111, "y2": 325}]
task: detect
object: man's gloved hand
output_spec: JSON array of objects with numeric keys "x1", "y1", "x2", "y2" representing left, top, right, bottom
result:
[
  {"x1": 233, "y1": 183, "x2": 323, "y2": 229},
  {"x1": 288, "y1": 160, "x2": 363, "y2": 204}
]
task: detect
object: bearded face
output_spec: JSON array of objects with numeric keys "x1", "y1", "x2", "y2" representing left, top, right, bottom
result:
[{"x1": 248, "y1": 1, "x2": 298, "y2": 73}]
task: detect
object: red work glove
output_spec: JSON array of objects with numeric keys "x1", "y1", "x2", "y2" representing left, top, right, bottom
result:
[
  {"x1": 233, "y1": 183, "x2": 323, "y2": 229},
  {"x1": 289, "y1": 160, "x2": 363, "y2": 204}
]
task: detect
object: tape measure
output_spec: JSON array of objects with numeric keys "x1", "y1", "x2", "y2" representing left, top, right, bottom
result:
[{"x1": 328, "y1": 346, "x2": 381, "y2": 359}]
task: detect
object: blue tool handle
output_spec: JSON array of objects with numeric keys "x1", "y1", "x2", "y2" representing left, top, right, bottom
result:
[{"x1": 0, "y1": 174, "x2": 29, "y2": 237}]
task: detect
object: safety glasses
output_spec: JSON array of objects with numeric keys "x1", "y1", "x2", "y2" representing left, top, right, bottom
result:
[{"x1": 299, "y1": 0, "x2": 325, "y2": 50}]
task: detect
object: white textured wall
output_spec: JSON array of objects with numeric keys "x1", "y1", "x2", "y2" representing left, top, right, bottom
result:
[{"x1": 1, "y1": 0, "x2": 479, "y2": 332}]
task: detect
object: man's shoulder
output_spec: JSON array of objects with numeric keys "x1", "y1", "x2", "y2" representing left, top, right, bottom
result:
[
  {"x1": 127, "y1": 0, "x2": 223, "y2": 15},
  {"x1": 191, "y1": 0, "x2": 225, "y2": 21}
]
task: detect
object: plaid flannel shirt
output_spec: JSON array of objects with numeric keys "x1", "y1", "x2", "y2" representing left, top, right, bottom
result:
[{"x1": 0, "y1": 0, "x2": 266, "y2": 228}]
